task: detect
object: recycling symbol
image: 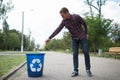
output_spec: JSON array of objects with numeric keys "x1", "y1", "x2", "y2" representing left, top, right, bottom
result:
[{"x1": 30, "y1": 59, "x2": 42, "y2": 72}]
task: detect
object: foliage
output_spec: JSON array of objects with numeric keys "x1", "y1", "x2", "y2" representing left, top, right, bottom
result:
[
  {"x1": 0, "y1": 29, "x2": 4, "y2": 50},
  {"x1": 85, "y1": 15, "x2": 112, "y2": 52},
  {"x1": 85, "y1": 0, "x2": 114, "y2": 52},
  {"x1": 44, "y1": 32, "x2": 71, "y2": 51},
  {"x1": 0, "y1": 0, "x2": 36, "y2": 51},
  {"x1": 0, "y1": 0, "x2": 14, "y2": 19},
  {"x1": 0, "y1": 28, "x2": 36, "y2": 51},
  {"x1": 110, "y1": 23, "x2": 120, "y2": 46},
  {"x1": 7, "y1": 32, "x2": 21, "y2": 50},
  {"x1": 85, "y1": 0, "x2": 107, "y2": 18},
  {"x1": 2, "y1": 19, "x2": 9, "y2": 50},
  {"x1": 0, "y1": 0, "x2": 37, "y2": 51}
]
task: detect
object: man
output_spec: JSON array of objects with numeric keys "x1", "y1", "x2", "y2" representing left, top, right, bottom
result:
[{"x1": 45, "y1": 7, "x2": 92, "y2": 77}]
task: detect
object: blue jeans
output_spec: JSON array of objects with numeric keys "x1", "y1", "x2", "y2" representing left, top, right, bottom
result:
[{"x1": 72, "y1": 38, "x2": 91, "y2": 72}]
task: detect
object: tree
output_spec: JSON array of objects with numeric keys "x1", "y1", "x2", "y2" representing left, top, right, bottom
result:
[
  {"x1": 23, "y1": 29, "x2": 36, "y2": 51},
  {"x1": 110, "y1": 23, "x2": 120, "y2": 46},
  {"x1": 44, "y1": 39, "x2": 61, "y2": 51},
  {"x1": 0, "y1": 29, "x2": 4, "y2": 50},
  {"x1": 0, "y1": 27, "x2": 36, "y2": 51},
  {"x1": 7, "y1": 32, "x2": 21, "y2": 50},
  {"x1": 36, "y1": 44, "x2": 40, "y2": 51},
  {"x1": 0, "y1": 0, "x2": 13, "y2": 19},
  {"x1": 0, "y1": 0, "x2": 13, "y2": 50},
  {"x1": 85, "y1": 0, "x2": 113, "y2": 52},
  {"x1": 85, "y1": 0, "x2": 107, "y2": 18},
  {"x1": 24, "y1": 35, "x2": 36, "y2": 51},
  {"x1": 62, "y1": 32, "x2": 71, "y2": 50},
  {"x1": 28, "y1": 38, "x2": 35, "y2": 51},
  {"x1": 85, "y1": 15, "x2": 112, "y2": 52},
  {"x1": 2, "y1": 19, "x2": 9, "y2": 49},
  {"x1": 44, "y1": 32, "x2": 71, "y2": 51}
]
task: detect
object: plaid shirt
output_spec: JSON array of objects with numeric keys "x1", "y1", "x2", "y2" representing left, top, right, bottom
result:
[{"x1": 49, "y1": 14, "x2": 88, "y2": 40}]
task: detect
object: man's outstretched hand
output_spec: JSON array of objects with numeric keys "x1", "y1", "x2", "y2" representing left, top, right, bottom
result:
[
  {"x1": 45, "y1": 38, "x2": 51, "y2": 45},
  {"x1": 86, "y1": 34, "x2": 89, "y2": 39}
]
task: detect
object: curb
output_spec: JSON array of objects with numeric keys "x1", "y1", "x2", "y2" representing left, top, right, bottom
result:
[{"x1": 0, "y1": 61, "x2": 26, "y2": 80}]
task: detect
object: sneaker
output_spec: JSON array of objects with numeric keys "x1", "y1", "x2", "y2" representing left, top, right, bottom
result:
[
  {"x1": 71, "y1": 71, "x2": 79, "y2": 77},
  {"x1": 86, "y1": 70, "x2": 92, "y2": 77}
]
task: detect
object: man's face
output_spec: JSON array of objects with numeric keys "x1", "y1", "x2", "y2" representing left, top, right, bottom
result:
[{"x1": 60, "y1": 12, "x2": 69, "y2": 20}]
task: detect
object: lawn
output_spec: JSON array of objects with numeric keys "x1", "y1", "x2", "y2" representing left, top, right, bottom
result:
[
  {"x1": 90, "y1": 52, "x2": 120, "y2": 59},
  {"x1": 0, "y1": 55, "x2": 26, "y2": 76}
]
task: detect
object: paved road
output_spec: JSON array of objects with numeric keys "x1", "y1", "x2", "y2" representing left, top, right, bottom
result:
[{"x1": 7, "y1": 52, "x2": 120, "y2": 80}]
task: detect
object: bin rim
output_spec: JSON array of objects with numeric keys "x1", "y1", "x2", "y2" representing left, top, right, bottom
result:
[{"x1": 26, "y1": 53, "x2": 45, "y2": 55}]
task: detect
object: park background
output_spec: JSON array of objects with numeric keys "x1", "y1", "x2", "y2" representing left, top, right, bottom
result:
[{"x1": 0, "y1": 0, "x2": 120, "y2": 78}]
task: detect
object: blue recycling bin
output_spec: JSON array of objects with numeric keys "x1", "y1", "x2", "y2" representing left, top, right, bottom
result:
[{"x1": 26, "y1": 53, "x2": 45, "y2": 77}]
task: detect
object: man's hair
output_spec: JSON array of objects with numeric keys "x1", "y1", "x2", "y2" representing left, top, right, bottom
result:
[{"x1": 60, "y1": 7, "x2": 69, "y2": 14}]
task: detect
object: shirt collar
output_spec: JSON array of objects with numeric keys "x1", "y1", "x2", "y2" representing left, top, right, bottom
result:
[{"x1": 64, "y1": 14, "x2": 72, "y2": 20}]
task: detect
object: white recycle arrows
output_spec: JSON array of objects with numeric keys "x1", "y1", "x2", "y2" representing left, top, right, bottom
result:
[{"x1": 30, "y1": 59, "x2": 42, "y2": 72}]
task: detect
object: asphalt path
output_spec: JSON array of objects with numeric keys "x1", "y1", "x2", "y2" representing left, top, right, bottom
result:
[{"x1": 6, "y1": 52, "x2": 120, "y2": 80}]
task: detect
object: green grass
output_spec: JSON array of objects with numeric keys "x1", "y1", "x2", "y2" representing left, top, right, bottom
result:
[
  {"x1": 56, "y1": 50, "x2": 120, "y2": 59},
  {"x1": 0, "y1": 55, "x2": 26, "y2": 76},
  {"x1": 89, "y1": 52, "x2": 120, "y2": 59},
  {"x1": 52, "y1": 50, "x2": 120, "y2": 59},
  {"x1": 103, "y1": 53, "x2": 120, "y2": 59}
]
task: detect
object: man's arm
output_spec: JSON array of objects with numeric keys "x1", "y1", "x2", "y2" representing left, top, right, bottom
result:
[
  {"x1": 49, "y1": 21, "x2": 64, "y2": 39},
  {"x1": 77, "y1": 15, "x2": 88, "y2": 34},
  {"x1": 45, "y1": 21, "x2": 64, "y2": 44}
]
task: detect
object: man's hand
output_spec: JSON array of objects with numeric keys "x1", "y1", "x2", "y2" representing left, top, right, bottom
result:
[
  {"x1": 86, "y1": 34, "x2": 89, "y2": 39},
  {"x1": 45, "y1": 38, "x2": 51, "y2": 44}
]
